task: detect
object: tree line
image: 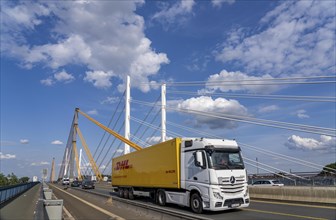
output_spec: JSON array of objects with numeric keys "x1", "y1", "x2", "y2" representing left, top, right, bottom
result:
[{"x1": 0, "y1": 173, "x2": 30, "y2": 186}]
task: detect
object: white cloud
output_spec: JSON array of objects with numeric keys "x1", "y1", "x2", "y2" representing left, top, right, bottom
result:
[
  {"x1": 31, "y1": 161, "x2": 50, "y2": 166},
  {"x1": 40, "y1": 77, "x2": 54, "y2": 86},
  {"x1": 101, "y1": 96, "x2": 120, "y2": 105},
  {"x1": 87, "y1": 109, "x2": 98, "y2": 115},
  {"x1": 146, "y1": 136, "x2": 173, "y2": 146},
  {"x1": 258, "y1": 105, "x2": 279, "y2": 113},
  {"x1": 20, "y1": 139, "x2": 29, "y2": 144},
  {"x1": 212, "y1": 0, "x2": 236, "y2": 8},
  {"x1": 0, "y1": 152, "x2": 16, "y2": 159},
  {"x1": 203, "y1": 69, "x2": 280, "y2": 94},
  {"x1": 41, "y1": 70, "x2": 75, "y2": 86},
  {"x1": 215, "y1": 1, "x2": 336, "y2": 77},
  {"x1": 296, "y1": 109, "x2": 310, "y2": 119},
  {"x1": 84, "y1": 70, "x2": 114, "y2": 89},
  {"x1": 2, "y1": 1, "x2": 169, "y2": 92},
  {"x1": 286, "y1": 135, "x2": 336, "y2": 151},
  {"x1": 51, "y1": 140, "x2": 63, "y2": 145},
  {"x1": 152, "y1": 0, "x2": 195, "y2": 28},
  {"x1": 175, "y1": 96, "x2": 248, "y2": 129},
  {"x1": 54, "y1": 70, "x2": 75, "y2": 83}
]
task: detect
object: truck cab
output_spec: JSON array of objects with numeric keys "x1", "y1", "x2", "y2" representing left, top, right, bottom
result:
[{"x1": 178, "y1": 138, "x2": 249, "y2": 213}]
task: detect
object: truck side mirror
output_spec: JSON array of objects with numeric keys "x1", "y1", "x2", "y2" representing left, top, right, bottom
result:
[{"x1": 194, "y1": 151, "x2": 204, "y2": 168}]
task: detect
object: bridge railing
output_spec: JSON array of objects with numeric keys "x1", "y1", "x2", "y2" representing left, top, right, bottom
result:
[{"x1": 0, "y1": 182, "x2": 40, "y2": 205}]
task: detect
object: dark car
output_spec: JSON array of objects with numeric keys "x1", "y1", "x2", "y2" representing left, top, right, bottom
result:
[
  {"x1": 81, "y1": 180, "x2": 95, "y2": 189},
  {"x1": 71, "y1": 180, "x2": 81, "y2": 187}
]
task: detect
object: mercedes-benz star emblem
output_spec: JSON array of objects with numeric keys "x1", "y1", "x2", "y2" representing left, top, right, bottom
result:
[{"x1": 230, "y1": 176, "x2": 236, "y2": 184}]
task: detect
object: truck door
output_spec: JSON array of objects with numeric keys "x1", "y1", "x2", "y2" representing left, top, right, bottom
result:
[{"x1": 186, "y1": 151, "x2": 210, "y2": 186}]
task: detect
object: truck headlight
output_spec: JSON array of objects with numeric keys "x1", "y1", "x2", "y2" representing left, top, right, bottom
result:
[
  {"x1": 244, "y1": 186, "x2": 249, "y2": 197},
  {"x1": 213, "y1": 192, "x2": 223, "y2": 200}
]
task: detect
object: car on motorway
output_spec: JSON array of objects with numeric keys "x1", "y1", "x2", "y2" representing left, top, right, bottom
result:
[
  {"x1": 71, "y1": 180, "x2": 81, "y2": 187},
  {"x1": 251, "y1": 179, "x2": 284, "y2": 186},
  {"x1": 62, "y1": 178, "x2": 70, "y2": 185},
  {"x1": 81, "y1": 180, "x2": 95, "y2": 189}
]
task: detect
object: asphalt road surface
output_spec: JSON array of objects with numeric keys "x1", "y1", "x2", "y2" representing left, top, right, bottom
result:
[{"x1": 51, "y1": 183, "x2": 336, "y2": 220}]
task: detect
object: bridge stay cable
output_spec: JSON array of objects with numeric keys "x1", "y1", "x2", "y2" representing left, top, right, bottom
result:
[
  {"x1": 166, "y1": 120, "x2": 336, "y2": 175},
  {"x1": 94, "y1": 103, "x2": 126, "y2": 166},
  {"x1": 97, "y1": 121, "x2": 125, "y2": 175},
  {"x1": 93, "y1": 90, "x2": 125, "y2": 160}
]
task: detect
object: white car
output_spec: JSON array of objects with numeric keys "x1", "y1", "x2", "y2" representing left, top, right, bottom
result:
[
  {"x1": 252, "y1": 179, "x2": 284, "y2": 186},
  {"x1": 62, "y1": 178, "x2": 70, "y2": 185}
]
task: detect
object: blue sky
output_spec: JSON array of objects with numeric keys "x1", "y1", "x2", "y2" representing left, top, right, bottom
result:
[{"x1": 1, "y1": 0, "x2": 335, "y2": 179}]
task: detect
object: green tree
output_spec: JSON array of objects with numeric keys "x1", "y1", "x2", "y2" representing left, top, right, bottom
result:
[
  {"x1": 0, "y1": 173, "x2": 9, "y2": 186},
  {"x1": 19, "y1": 177, "x2": 30, "y2": 183},
  {"x1": 319, "y1": 162, "x2": 336, "y2": 176},
  {"x1": 7, "y1": 173, "x2": 19, "y2": 185}
]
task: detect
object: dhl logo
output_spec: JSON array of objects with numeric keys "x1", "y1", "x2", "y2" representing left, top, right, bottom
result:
[{"x1": 114, "y1": 160, "x2": 132, "y2": 170}]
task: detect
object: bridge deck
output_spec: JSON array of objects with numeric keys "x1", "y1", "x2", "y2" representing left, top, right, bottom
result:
[{"x1": 0, "y1": 183, "x2": 46, "y2": 220}]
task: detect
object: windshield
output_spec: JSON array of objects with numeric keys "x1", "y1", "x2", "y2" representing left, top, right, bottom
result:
[{"x1": 207, "y1": 150, "x2": 245, "y2": 170}]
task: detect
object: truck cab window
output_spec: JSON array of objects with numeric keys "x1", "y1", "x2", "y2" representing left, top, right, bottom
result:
[{"x1": 209, "y1": 150, "x2": 244, "y2": 170}]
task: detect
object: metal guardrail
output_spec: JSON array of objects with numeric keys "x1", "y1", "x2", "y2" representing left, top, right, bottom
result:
[{"x1": 0, "y1": 182, "x2": 40, "y2": 205}]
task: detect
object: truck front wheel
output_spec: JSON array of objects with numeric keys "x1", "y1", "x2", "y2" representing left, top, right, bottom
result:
[
  {"x1": 190, "y1": 193, "x2": 203, "y2": 214},
  {"x1": 156, "y1": 189, "x2": 166, "y2": 206}
]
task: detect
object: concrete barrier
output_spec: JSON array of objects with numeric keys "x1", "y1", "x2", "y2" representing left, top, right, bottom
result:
[
  {"x1": 44, "y1": 199, "x2": 63, "y2": 220},
  {"x1": 43, "y1": 188, "x2": 52, "y2": 200},
  {"x1": 249, "y1": 186, "x2": 336, "y2": 204}
]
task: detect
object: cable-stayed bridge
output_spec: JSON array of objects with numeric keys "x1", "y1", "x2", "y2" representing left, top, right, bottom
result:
[{"x1": 2, "y1": 75, "x2": 335, "y2": 220}]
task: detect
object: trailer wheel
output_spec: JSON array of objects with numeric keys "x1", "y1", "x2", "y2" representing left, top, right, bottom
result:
[
  {"x1": 118, "y1": 188, "x2": 124, "y2": 198},
  {"x1": 157, "y1": 189, "x2": 166, "y2": 206},
  {"x1": 124, "y1": 188, "x2": 129, "y2": 199},
  {"x1": 128, "y1": 188, "x2": 135, "y2": 200},
  {"x1": 190, "y1": 193, "x2": 203, "y2": 214}
]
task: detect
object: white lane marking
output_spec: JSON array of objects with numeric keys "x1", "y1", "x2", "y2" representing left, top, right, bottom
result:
[
  {"x1": 52, "y1": 185, "x2": 124, "y2": 220},
  {"x1": 53, "y1": 191, "x2": 75, "y2": 220}
]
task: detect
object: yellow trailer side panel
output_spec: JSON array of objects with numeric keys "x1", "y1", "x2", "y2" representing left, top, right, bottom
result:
[{"x1": 112, "y1": 138, "x2": 181, "y2": 189}]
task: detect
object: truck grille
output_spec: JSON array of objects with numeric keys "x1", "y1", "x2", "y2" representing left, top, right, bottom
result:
[{"x1": 219, "y1": 176, "x2": 245, "y2": 194}]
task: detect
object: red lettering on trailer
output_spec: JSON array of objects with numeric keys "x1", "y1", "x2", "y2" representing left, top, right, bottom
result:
[{"x1": 114, "y1": 160, "x2": 132, "y2": 170}]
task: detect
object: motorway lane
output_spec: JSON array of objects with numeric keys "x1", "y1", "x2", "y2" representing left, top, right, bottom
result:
[
  {"x1": 50, "y1": 184, "x2": 162, "y2": 220},
  {"x1": 94, "y1": 183, "x2": 336, "y2": 220},
  {"x1": 51, "y1": 184, "x2": 119, "y2": 220}
]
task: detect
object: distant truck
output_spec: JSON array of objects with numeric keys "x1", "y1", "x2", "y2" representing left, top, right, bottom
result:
[
  {"x1": 112, "y1": 138, "x2": 250, "y2": 213},
  {"x1": 32, "y1": 176, "x2": 38, "y2": 182}
]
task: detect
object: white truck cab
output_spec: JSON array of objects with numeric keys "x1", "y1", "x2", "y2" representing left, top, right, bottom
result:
[{"x1": 168, "y1": 138, "x2": 250, "y2": 213}]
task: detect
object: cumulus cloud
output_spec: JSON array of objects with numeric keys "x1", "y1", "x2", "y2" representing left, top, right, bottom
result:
[
  {"x1": 174, "y1": 96, "x2": 248, "y2": 129},
  {"x1": 87, "y1": 109, "x2": 98, "y2": 115},
  {"x1": 202, "y1": 69, "x2": 280, "y2": 94},
  {"x1": 0, "y1": 152, "x2": 16, "y2": 159},
  {"x1": 286, "y1": 135, "x2": 336, "y2": 151},
  {"x1": 215, "y1": 1, "x2": 336, "y2": 77},
  {"x1": 31, "y1": 161, "x2": 50, "y2": 166},
  {"x1": 51, "y1": 140, "x2": 63, "y2": 145},
  {"x1": 1, "y1": 1, "x2": 169, "y2": 92},
  {"x1": 152, "y1": 0, "x2": 195, "y2": 28},
  {"x1": 41, "y1": 70, "x2": 75, "y2": 86},
  {"x1": 212, "y1": 0, "x2": 236, "y2": 8},
  {"x1": 258, "y1": 105, "x2": 279, "y2": 113},
  {"x1": 296, "y1": 109, "x2": 310, "y2": 119},
  {"x1": 40, "y1": 77, "x2": 54, "y2": 86},
  {"x1": 84, "y1": 70, "x2": 114, "y2": 89},
  {"x1": 20, "y1": 139, "x2": 29, "y2": 144},
  {"x1": 101, "y1": 96, "x2": 120, "y2": 105},
  {"x1": 146, "y1": 136, "x2": 173, "y2": 146},
  {"x1": 54, "y1": 70, "x2": 75, "y2": 83}
]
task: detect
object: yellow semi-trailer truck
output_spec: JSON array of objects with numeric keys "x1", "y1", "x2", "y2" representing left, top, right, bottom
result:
[{"x1": 112, "y1": 137, "x2": 250, "y2": 213}]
